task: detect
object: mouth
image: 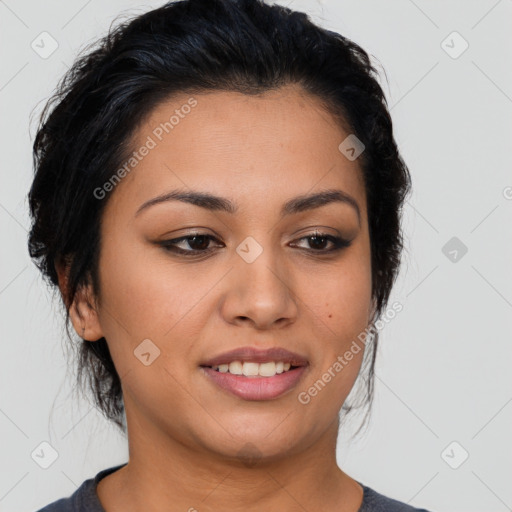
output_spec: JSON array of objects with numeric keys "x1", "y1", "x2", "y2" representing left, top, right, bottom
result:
[
  {"x1": 199, "y1": 346, "x2": 309, "y2": 400},
  {"x1": 199, "y1": 346, "x2": 309, "y2": 369},
  {"x1": 200, "y1": 361, "x2": 303, "y2": 377}
]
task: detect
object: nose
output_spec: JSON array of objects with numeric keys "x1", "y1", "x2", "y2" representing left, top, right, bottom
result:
[{"x1": 220, "y1": 244, "x2": 299, "y2": 330}]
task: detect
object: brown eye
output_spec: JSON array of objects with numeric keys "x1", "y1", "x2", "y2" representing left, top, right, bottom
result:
[
  {"x1": 184, "y1": 234, "x2": 211, "y2": 251},
  {"x1": 159, "y1": 232, "x2": 224, "y2": 255},
  {"x1": 308, "y1": 234, "x2": 330, "y2": 250},
  {"x1": 290, "y1": 232, "x2": 352, "y2": 253}
]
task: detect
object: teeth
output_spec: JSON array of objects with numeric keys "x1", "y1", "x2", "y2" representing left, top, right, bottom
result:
[
  {"x1": 212, "y1": 361, "x2": 296, "y2": 377},
  {"x1": 242, "y1": 362, "x2": 260, "y2": 376},
  {"x1": 229, "y1": 361, "x2": 243, "y2": 375},
  {"x1": 258, "y1": 362, "x2": 276, "y2": 377}
]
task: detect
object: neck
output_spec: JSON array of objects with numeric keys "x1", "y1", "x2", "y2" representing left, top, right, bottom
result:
[{"x1": 97, "y1": 407, "x2": 363, "y2": 512}]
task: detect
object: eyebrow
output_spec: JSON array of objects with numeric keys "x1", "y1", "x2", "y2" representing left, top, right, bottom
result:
[{"x1": 135, "y1": 188, "x2": 361, "y2": 225}]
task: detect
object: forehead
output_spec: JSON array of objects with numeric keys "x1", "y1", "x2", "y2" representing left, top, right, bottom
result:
[{"x1": 108, "y1": 84, "x2": 367, "y2": 217}]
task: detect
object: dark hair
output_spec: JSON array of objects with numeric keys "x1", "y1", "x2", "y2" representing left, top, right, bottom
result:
[{"x1": 28, "y1": 0, "x2": 411, "y2": 435}]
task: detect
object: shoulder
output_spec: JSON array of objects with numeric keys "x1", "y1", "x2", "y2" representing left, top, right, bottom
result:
[
  {"x1": 358, "y1": 482, "x2": 434, "y2": 512},
  {"x1": 34, "y1": 464, "x2": 127, "y2": 512}
]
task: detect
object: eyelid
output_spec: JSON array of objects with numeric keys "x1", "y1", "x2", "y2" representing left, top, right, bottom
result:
[
  {"x1": 156, "y1": 229, "x2": 352, "y2": 256},
  {"x1": 158, "y1": 232, "x2": 223, "y2": 252},
  {"x1": 289, "y1": 232, "x2": 352, "y2": 251}
]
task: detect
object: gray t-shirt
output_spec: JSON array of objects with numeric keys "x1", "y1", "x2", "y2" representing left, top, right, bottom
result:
[{"x1": 35, "y1": 464, "x2": 433, "y2": 511}]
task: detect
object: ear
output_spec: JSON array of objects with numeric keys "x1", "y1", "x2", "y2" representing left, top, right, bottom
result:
[{"x1": 56, "y1": 260, "x2": 104, "y2": 342}]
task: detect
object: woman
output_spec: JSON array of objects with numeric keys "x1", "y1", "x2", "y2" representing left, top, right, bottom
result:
[{"x1": 29, "y1": 0, "x2": 432, "y2": 510}]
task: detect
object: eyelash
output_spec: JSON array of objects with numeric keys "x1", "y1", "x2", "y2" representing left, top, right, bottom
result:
[{"x1": 158, "y1": 231, "x2": 352, "y2": 257}]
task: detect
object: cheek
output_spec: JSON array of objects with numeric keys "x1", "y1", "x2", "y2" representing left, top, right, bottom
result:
[
  {"x1": 297, "y1": 252, "x2": 371, "y2": 398},
  {"x1": 95, "y1": 238, "x2": 215, "y2": 359},
  {"x1": 305, "y1": 261, "x2": 372, "y2": 333},
  {"x1": 300, "y1": 273, "x2": 369, "y2": 414}
]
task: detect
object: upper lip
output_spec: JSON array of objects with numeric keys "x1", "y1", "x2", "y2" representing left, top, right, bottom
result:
[{"x1": 200, "y1": 346, "x2": 309, "y2": 367}]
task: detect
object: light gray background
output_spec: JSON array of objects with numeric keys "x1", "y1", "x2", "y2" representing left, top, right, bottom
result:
[{"x1": 1, "y1": 1, "x2": 511, "y2": 511}]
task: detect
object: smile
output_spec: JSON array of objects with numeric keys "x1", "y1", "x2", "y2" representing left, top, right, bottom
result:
[
  {"x1": 199, "y1": 364, "x2": 308, "y2": 401},
  {"x1": 206, "y1": 360, "x2": 295, "y2": 377}
]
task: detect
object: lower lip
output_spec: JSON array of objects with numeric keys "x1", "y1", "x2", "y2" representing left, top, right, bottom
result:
[{"x1": 199, "y1": 366, "x2": 308, "y2": 401}]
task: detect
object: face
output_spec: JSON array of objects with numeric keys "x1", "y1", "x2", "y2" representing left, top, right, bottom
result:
[{"x1": 75, "y1": 84, "x2": 373, "y2": 463}]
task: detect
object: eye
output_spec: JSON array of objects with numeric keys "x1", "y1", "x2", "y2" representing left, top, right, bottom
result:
[
  {"x1": 159, "y1": 233, "x2": 224, "y2": 255},
  {"x1": 290, "y1": 231, "x2": 352, "y2": 253},
  {"x1": 157, "y1": 230, "x2": 352, "y2": 257}
]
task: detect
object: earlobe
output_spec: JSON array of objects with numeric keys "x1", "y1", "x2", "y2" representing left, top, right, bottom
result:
[
  {"x1": 56, "y1": 261, "x2": 104, "y2": 342},
  {"x1": 69, "y1": 291, "x2": 104, "y2": 341}
]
